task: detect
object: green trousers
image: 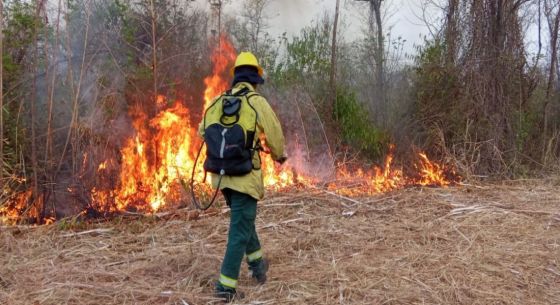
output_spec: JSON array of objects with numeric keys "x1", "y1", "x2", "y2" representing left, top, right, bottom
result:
[{"x1": 218, "y1": 188, "x2": 263, "y2": 289}]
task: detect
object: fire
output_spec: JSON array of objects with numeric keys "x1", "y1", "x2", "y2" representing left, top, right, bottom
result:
[
  {"x1": 368, "y1": 144, "x2": 406, "y2": 192},
  {"x1": 0, "y1": 190, "x2": 34, "y2": 225},
  {"x1": 331, "y1": 145, "x2": 457, "y2": 196},
  {"x1": 415, "y1": 153, "x2": 452, "y2": 186},
  {"x1": 0, "y1": 34, "x2": 459, "y2": 225},
  {"x1": 111, "y1": 102, "x2": 195, "y2": 211},
  {"x1": 98, "y1": 160, "x2": 109, "y2": 170},
  {"x1": 203, "y1": 35, "x2": 237, "y2": 111},
  {"x1": 261, "y1": 154, "x2": 298, "y2": 189}
]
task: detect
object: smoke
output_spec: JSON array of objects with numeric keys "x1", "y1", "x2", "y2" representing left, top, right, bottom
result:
[
  {"x1": 263, "y1": 85, "x2": 336, "y2": 181},
  {"x1": 25, "y1": 0, "x2": 131, "y2": 218}
]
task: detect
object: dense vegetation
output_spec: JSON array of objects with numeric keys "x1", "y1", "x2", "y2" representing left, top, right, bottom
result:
[{"x1": 0, "y1": 0, "x2": 559, "y2": 220}]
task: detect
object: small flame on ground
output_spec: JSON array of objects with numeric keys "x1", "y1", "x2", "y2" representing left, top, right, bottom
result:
[
  {"x1": 0, "y1": 190, "x2": 34, "y2": 225},
  {"x1": 416, "y1": 153, "x2": 452, "y2": 186},
  {"x1": 261, "y1": 154, "x2": 310, "y2": 189},
  {"x1": 331, "y1": 147, "x2": 457, "y2": 196}
]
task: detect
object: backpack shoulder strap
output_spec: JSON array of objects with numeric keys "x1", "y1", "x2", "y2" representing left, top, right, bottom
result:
[
  {"x1": 219, "y1": 86, "x2": 261, "y2": 126},
  {"x1": 231, "y1": 86, "x2": 261, "y2": 99},
  {"x1": 245, "y1": 91, "x2": 260, "y2": 100},
  {"x1": 232, "y1": 87, "x2": 249, "y2": 97},
  {"x1": 229, "y1": 86, "x2": 262, "y2": 168},
  {"x1": 203, "y1": 93, "x2": 227, "y2": 129}
]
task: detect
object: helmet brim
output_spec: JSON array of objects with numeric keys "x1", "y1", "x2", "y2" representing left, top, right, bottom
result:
[{"x1": 231, "y1": 65, "x2": 263, "y2": 77}]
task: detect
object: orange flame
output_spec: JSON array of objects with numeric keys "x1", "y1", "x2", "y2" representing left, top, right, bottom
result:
[
  {"x1": 110, "y1": 102, "x2": 196, "y2": 211},
  {"x1": 203, "y1": 36, "x2": 237, "y2": 111},
  {"x1": 330, "y1": 145, "x2": 455, "y2": 196},
  {"x1": 0, "y1": 190, "x2": 34, "y2": 225},
  {"x1": 415, "y1": 153, "x2": 452, "y2": 186}
]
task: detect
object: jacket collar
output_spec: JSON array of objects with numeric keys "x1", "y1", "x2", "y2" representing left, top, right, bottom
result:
[{"x1": 233, "y1": 82, "x2": 255, "y2": 93}]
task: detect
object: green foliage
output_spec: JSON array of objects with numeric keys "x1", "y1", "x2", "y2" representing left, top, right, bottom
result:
[
  {"x1": 514, "y1": 78, "x2": 556, "y2": 165},
  {"x1": 515, "y1": 110, "x2": 535, "y2": 152},
  {"x1": 1, "y1": 0, "x2": 47, "y2": 185},
  {"x1": 254, "y1": 31, "x2": 283, "y2": 76},
  {"x1": 267, "y1": 14, "x2": 389, "y2": 160},
  {"x1": 335, "y1": 87, "x2": 386, "y2": 159},
  {"x1": 271, "y1": 15, "x2": 332, "y2": 86},
  {"x1": 412, "y1": 31, "x2": 552, "y2": 175},
  {"x1": 0, "y1": 105, "x2": 23, "y2": 183},
  {"x1": 2, "y1": 0, "x2": 44, "y2": 83},
  {"x1": 56, "y1": 217, "x2": 88, "y2": 231},
  {"x1": 412, "y1": 39, "x2": 462, "y2": 146}
]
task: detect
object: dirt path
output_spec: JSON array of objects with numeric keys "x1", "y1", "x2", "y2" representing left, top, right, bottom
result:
[{"x1": 2, "y1": 183, "x2": 560, "y2": 304}]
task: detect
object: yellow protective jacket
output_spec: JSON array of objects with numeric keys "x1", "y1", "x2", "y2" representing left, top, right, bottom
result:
[{"x1": 198, "y1": 82, "x2": 285, "y2": 200}]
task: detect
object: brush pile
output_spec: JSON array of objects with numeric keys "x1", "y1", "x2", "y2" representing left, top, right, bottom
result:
[{"x1": 1, "y1": 181, "x2": 560, "y2": 304}]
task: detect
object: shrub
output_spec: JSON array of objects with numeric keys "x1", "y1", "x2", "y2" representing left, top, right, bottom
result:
[{"x1": 335, "y1": 87, "x2": 387, "y2": 159}]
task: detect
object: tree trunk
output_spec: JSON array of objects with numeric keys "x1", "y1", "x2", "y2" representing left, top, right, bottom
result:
[
  {"x1": 0, "y1": 0, "x2": 4, "y2": 192},
  {"x1": 370, "y1": 0, "x2": 385, "y2": 127},
  {"x1": 150, "y1": 0, "x2": 158, "y2": 101},
  {"x1": 45, "y1": 0, "x2": 63, "y2": 216},
  {"x1": 543, "y1": 0, "x2": 560, "y2": 161},
  {"x1": 71, "y1": 4, "x2": 91, "y2": 178},
  {"x1": 56, "y1": 0, "x2": 77, "y2": 176},
  {"x1": 30, "y1": 0, "x2": 45, "y2": 222},
  {"x1": 330, "y1": 0, "x2": 340, "y2": 121},
  {"x1": 445, "y1": 0, "x2": 459, "y2": 65},
  {"x1": 56, "y1": 0, "x2": 90, "y2": 182}
]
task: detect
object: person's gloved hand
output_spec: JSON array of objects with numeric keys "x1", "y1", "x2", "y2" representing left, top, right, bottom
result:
[{"x1": 276, "y1": 156, "x2": 288, "y2": 165}]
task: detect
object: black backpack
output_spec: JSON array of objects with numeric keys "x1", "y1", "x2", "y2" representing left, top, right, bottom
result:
[{"x1": 202, "y1": 87, "x2": 260, "y2": 176}]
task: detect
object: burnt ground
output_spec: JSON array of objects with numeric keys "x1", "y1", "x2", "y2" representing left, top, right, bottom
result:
[{"x1": 1, "y1": 181, "x2": 560, "y2": 305}]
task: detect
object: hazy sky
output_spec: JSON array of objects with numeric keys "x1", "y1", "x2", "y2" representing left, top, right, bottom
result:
[
  {"x1": 265, "y1": 0, "x2": 434, "y2": 46},
  {"x1": 192, "y1": 0, "x2": 541, "y2": 58},
  {"x1": 194, "y1": 0, "x2": 436, "y2": 51}
]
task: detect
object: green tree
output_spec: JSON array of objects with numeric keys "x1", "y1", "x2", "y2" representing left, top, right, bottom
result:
[
  {"x1": 272, "y1": 14, "x2": 332, "y2": 93},
  {"x1": 335, "y1": 86, "x2": 386, "y2": 159},
  {"x1": 1, "y1": 0, "x2": 45, "y2": 189}
]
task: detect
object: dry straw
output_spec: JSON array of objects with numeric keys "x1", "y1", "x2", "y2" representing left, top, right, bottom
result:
[{"x1": 1, "y1": 181, "x2": 560, "y2": 304}]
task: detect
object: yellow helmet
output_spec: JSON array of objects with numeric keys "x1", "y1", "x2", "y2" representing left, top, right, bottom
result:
[{"x1": 232, "y1": 51, "x2": 263, "y2": 76}]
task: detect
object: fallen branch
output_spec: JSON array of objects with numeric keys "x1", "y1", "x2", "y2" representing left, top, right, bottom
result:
[
  {"x1": 317, "y1": 189, "x2": 362, "y2": 207},
  {"x1": 449, "y1": 204, "x2": 559, "y2": 217},
  {"x1": 261, "y1": 202, "x2": 306, "y2": 208},
  {"x1": 61, "y1": 228, "x2": 113, "y2": 237}
]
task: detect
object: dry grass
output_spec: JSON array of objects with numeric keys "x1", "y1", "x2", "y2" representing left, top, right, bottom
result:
[{"x1": 1, "y1": 181, "x2": 560, "y2": 305}]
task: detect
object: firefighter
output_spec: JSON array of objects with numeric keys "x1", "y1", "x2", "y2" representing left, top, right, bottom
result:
[{"x1": 198, "y1": 51, "x2": 286, "y2": 302}]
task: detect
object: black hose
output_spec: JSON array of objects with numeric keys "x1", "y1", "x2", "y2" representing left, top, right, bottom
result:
[{"x1": 189, "y1": 142, "x2": 222, "y2": 211}]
